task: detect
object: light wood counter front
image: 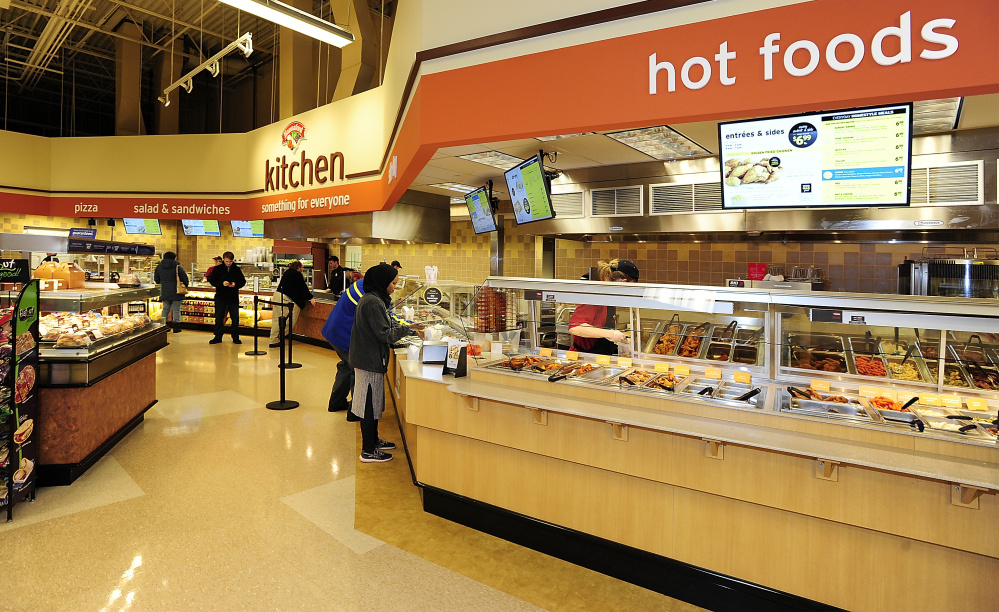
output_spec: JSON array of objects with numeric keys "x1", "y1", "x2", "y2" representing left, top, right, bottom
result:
[{"x1": 395, "y1": 361, "x2": 998, "y2": 611}]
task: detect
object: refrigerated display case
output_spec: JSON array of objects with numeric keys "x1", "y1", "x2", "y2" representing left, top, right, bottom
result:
[{"x1": 35, "y1": 285, "x2": 169, "y2": 484}]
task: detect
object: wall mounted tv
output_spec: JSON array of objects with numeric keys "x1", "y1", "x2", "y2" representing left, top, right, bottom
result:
[
  {"x1": 122, "y1": 218, "x2": 162, "y2": 235},
  {"x1": 718, "y1": 103, "x2": 912, "y2": 210},
  {"x1": 231, "y1": 220, "x2": 265, "y2": 238},
  {"x1": 503, "y1": 155, "x2": 556, "y2": 225},
  {"x1": 464, "y1": 186, "x2": 498, "y2": 234},
  {"x1": 181, "y1": 219, "x2": 221, "y2": 236}
]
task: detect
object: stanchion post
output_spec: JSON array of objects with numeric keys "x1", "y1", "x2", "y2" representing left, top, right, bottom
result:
[
  {"x1": 267, "y1": 314, "x2": 299, "y2": 410},
  {"x1": 284, "y1": 302, "x2": 302, "y2": 369},
  {"x1": 246, "y1": 294, "x2": 267, "y2": 356}
]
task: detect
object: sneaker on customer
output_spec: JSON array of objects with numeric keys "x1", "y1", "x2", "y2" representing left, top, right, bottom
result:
[
  {"x1": 232, "y1": 338, "x2": 242, "y2": 344},
  {"x1": 209, "y1": 337, "x2": 222, "y2": 344},
  {"x1": 359, "y1": 450, "x2": 393, "y2": 463},
  {"x1": 375, "y1": 439, "x2": 396, "y2": 451}
]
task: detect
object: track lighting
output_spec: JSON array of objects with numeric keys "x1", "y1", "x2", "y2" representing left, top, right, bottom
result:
[{"x1": 158, "y1": 33, "x2": 254, "y2": 105}]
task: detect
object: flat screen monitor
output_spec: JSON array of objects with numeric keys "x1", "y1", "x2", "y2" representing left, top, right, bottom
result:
[
  {"x1": 231, "y1": 220, "x2": 265, "y2": 238},
  {"x1": 718, "y1": 103, "x2": 912, "y2": 209},
  {"x1": 504, "y1": 155, "x2": 556, "y2": 224},
  {"x1": 122, "y1": 218, "x2": 162, "y2": 235},
  {"x1": 181, "y1": 219, "x2": 221, "y2": 236},
  {"x1": 464, "y1": 187, "x2": 497, "y2": 234}
]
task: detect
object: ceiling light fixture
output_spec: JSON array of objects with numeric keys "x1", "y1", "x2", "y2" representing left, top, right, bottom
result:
[
  {"x1": 428, "y1": 182, "x2": 481, "y2": 194},
  {"x1": 604, "y1": 125, "x2": 709, "y2": 160},
  {"x1": 457, "y1": 151, "x2": 523, "y2": 170},
  {"x1": 219, "y1": 0, "x2": 354, "y2": 47},
  {"x1": 158, "y1": 33, "x2": 253, "y2": 105},
  {"x1": 535, "y1": 133, "x2": 592, "y2": 142}
]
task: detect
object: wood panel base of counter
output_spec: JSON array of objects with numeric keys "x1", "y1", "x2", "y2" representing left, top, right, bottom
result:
[{"x1": 398, "y1": 373, "x2": 998, "y2": 612}]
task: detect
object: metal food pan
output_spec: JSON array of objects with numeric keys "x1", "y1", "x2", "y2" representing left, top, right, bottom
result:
[
  {"x1": 791, "y1": 397, "x2": 870, "y2": 419},
  {"x1": 524, "y1": 359, "x2": 567, "y2": 375},
  {"x1": 642, "y1": 372, "x2": 686, "y2": 393},
  {"x1": 925, "y1": 362, "x2": 974, "y2": 388},
  {"x1": 645, "y1": 323, "x2": 687, "y2": 356},
  {"x1": 885, "y1": 357, "x2": 931, "y2": 383},
  {"x1": 735, "y1": 327, "x2": 763, "y2": 343},
  {"x1": 706, "y1": 323, "x2": 739, "y2": 343},
  {"x1": 859, "y1": 398, "x2": 921, "y2": 424},
  {"x1": 675, "y1": 331, "x2": 708, "y2": 359},
  {"x1": 851, "y1": 353, "x2": 890, "y2": 378},
  {"x1": 788, "y1": 349, "x2": 850, "y2": 374},
  {"x1": 917, "y1": 342, "x2": 941, "y2": 360},
  {"x1": 964, "y1": 364, "x2": 999, "y2": 390},
  {"x1": 786, "y1": 333, "x2": 844, "y2": 352},
  {"x1": 704, "y1": 342, "x2": 734, "y2": 362},
  {"x1": 879, "y1": 339, "x2": 910, "y2": 356},
  {"x1": 732, "y1": 344, "x2": 759, "y2": 365},
  {"x1": 679, "y1": 377, "x2": 718, "y2": 396},
  {"x1": 571, "y1": 365, "x2": 624, "y2": 383},
  {"x1": 617, "y1": 368, "x2": 657, "y2": 387},
  {"x1": 909, "y1": 405, "x2": 959, "y2": 420},
  {"x1": 712, "y1": 382, "x2": 764, "y2": 407},
  {"x1": 847, "y1": 336, "x2": 883, "y2": 356},
  {"x1": 921, "y1": 415, "x2": 987, "y2": 437}
]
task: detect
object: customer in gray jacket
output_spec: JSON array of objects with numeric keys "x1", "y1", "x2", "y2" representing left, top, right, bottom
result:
[
  {"x1": 154, "y1": 252, "x2": 189, "y2": 333},
  {"x1": 349, "y1": 263, "x2": 415, "y2": 463}
]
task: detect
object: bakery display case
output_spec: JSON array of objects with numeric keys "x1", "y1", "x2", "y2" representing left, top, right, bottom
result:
[
  {"x1": 168, "y1": 290, "x2": 272, "y2": 330},
  {"x1": 34, "y1": 284, "x2": 169, "y2": 485}
]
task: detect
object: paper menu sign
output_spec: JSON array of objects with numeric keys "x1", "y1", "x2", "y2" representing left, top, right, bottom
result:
[
  {"x1": 617, "y1": 357, "x2": 633, "y2": 368},
  {"x1": 566, "y1": 351, "x2": 579, "y2": 361},
  {"x1": 921, "y1": 393, "x2": 941, "y2": 406},
  {"x1": 674, "y1": 364, "x2": 690, "y2": 376},
  {"x1": 859, "y1": 385, "x2": 879, "y2": 398},
  {"x1": 654, "y1": 362, "x2": 671, "y2": 373},
  {"x1": 446, "y1": 337, "x2": 465, "y2": 370},
  {"x1": 705, "y1": 367, "x2": 722, "y2": 380},
  {"x1": 596, "y1": 355, "x2": 612, "y2": 365},
  {"x1": 940, "y1": 395, "x2": 962, "y2": 408},
  {"x1": 734, "y1": 371, "x2": 752, "y2": 384},
  {"x1": 965, "y1": 398, "x2": 989, "y2": 411},
  {"x1": 539, "y1": 348, "x2": 553, "y2": 357},
  {"x1": 810, "y1": 380, "x2": 831, "y2": 393}
]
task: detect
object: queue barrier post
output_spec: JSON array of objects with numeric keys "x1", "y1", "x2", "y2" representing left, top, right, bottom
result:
[
  {"x1": 245, "y1": 295, "x2": 267, "y2": 356},
  {"x1": 266, "y1": 312, "x2": 299, "y2": 411}
]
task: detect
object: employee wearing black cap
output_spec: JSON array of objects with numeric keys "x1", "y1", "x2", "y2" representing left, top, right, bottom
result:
[{"x1": 568, "y1": 258, "x2": 639, "y2": 355}]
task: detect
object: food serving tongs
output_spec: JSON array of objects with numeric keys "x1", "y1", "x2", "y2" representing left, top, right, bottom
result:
[
  {"x1": 716, "y1": 320, "x2": 738, "y2": 343},
  {"x1": 548, "y1": 362, "x2": 590, "y2": 382}
]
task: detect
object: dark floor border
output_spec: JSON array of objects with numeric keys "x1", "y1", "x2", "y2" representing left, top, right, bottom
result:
[
  {"x1": 38, "y1": 400, "x2": 156, "y2": 487},
  {"x1": 421, "y1": 485, "x2": 843, "y2": 612}
]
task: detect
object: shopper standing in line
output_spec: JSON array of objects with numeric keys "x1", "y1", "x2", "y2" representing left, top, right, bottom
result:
[
  {"x1": 154, "y1": 251, "x2": 189, "y2": 333},
  {"x1": 269, "y1": 260, "x2": 315, "y2": 347},
  {"x1": 208, "y1": 251, "x2": 246, "y2": 344},
  {"x1": 322, "y1": 278, "x2": 364, "y2": 414},
  {"x1": 349, "y1": 263, "x2": 415, "y2": 462}
]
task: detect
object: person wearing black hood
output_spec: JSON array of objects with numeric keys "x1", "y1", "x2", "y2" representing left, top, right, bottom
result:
[
  {"x1": 154, "y1": 252, "x2": 189, "y2": 333},
  {"x1": 349, "y1": 263, "x2": 415, "y2": 463}
]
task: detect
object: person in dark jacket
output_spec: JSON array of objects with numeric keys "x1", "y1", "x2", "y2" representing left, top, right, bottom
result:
[
  {"x1": 322, "y1": 279, "x2": 364, "y2": 413},
  {"x1": 208, "y1": 251, "x2": 246, "y2": 344},
  {"x1": 326, "y1": 256, "x2": 347, "y2": 294},
  {"x1": 154, "y1": 252, "x2": 189, "y2": 333},
  {"x1": 349, "y1": 264, "x2": 415, "y2": 462},
  {"x1": 269, "y1": 260, "x2": 315, "y2": 347}
]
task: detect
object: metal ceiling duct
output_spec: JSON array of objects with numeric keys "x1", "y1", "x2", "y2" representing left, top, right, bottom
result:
[{"x1": 265, "y1": 189, "x2": 451, "y2": 244}]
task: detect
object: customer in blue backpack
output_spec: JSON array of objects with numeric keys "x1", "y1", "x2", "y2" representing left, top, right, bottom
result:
[
  {"x1": 322, "y1": 279, "x2": 364, "y2": 414},
  {"x1": 349, "y1": 263, "x2": 417, "y2": 462}
]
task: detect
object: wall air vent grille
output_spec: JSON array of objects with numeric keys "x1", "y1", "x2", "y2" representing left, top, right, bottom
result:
[
  {"x1": 910, "y1": 161, "x2": 983, "y2": 206},
  {"x1": 651, "y1": 182, "x2": 724, "y2": 214},
  {"x1": 550, "y1": 191, "x2": 584, "y2": 218},
  {"x1": 590, "y1": 185, "x2": 643, "y2": 217}
]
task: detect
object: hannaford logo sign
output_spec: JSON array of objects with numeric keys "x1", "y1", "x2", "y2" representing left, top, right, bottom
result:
[
  {"x1": 282, "y1": 121, "x2": 306, "y2": 151},
  {"x1": 648, "y1": 11, "x2": 958, "y2": 94},
  {"x1": 265, "y1": 121, "x2": 346, "y2": 192}
]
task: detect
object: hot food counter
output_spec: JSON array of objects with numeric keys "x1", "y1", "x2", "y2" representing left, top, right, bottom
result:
[
  {"x1": 394, "y1": 278, "x2": 997, "y2": 612},
  {"x1": 37, "y1": 285, "x2": 168, "y2": 485}
]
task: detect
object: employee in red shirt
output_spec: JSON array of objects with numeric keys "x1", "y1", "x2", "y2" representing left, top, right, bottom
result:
[{"x1": 568, "y1": 259, "x2": 639, "y2": 355}]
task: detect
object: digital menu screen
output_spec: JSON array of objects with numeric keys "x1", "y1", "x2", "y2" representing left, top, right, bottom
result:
[
  {"x1": 719, "y1": 103, "x2": 912, "y2": 209},
  {"x1": 503, "y1": 156, "x2": 556, "y2": 224},
  {"x1": 181, "y1": 219, "x2": 221, "y2": 236},
  {"x1": 464, "y1": 187, "x2": 497, "y2": 234},
  {"x1": 231, "y1": 220, "x2": 265, "y2": 237},
  {"x1": 122, "y1": 218, "x2": 162, "y2": 235}
]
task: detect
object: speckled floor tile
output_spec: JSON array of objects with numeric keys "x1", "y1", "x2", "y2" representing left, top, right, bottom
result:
[{"x1": 4, "y1": 331, "x2": 700, "y2": 612}]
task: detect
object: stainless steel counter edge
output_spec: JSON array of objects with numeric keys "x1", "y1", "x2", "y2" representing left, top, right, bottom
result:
[{"x1": 439, "y1": 375, "x2": 998, "y2": 491}]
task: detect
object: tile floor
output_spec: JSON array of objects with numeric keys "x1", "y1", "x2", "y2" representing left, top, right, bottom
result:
[{"x1": 3, "y1": 331, "x2": 701, "y2": 611}]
